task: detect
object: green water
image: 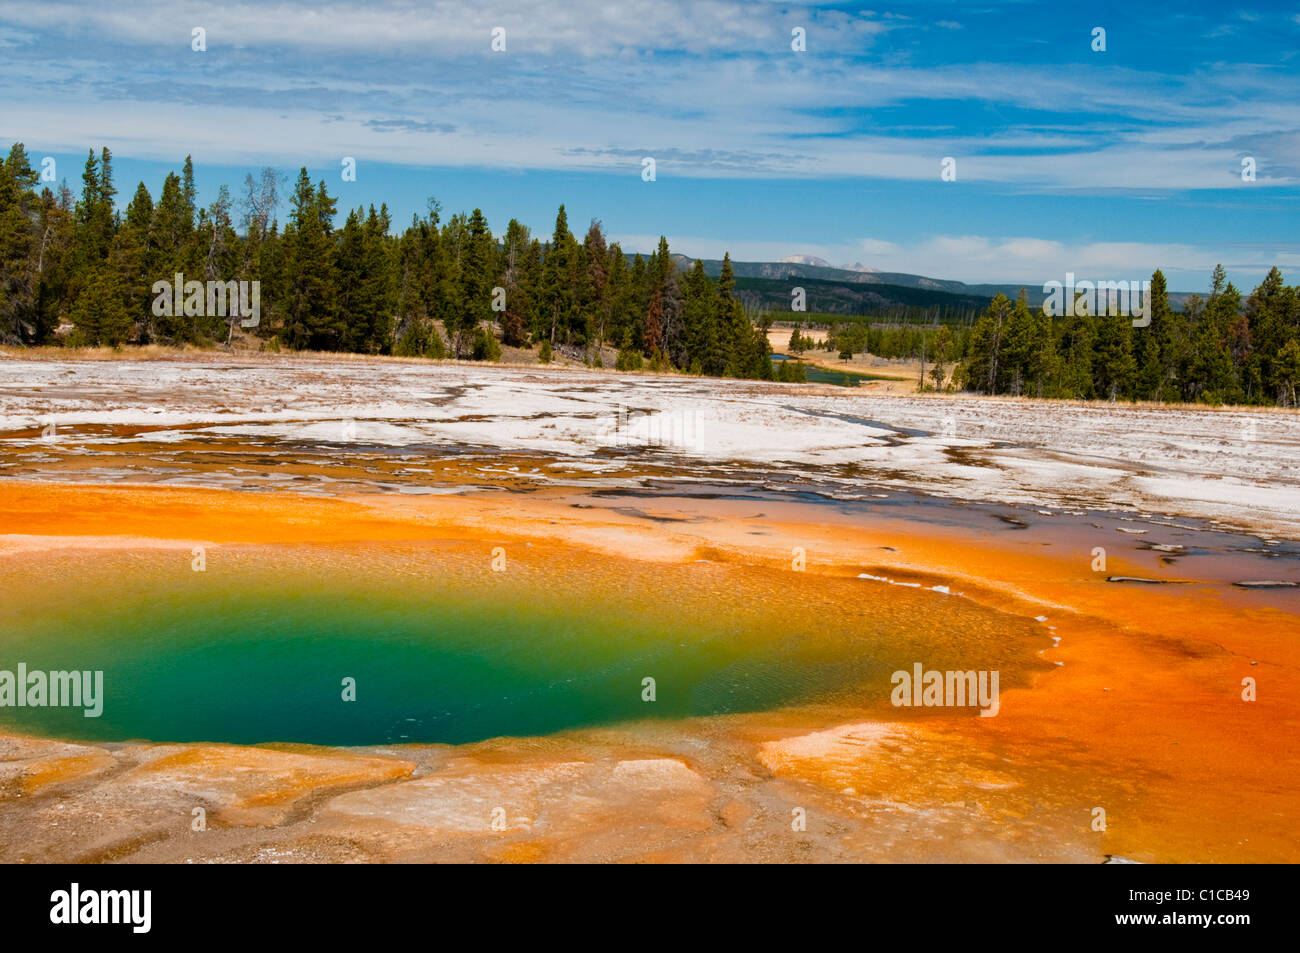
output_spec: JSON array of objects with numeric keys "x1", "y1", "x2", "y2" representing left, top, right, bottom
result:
[
  {"x1": 0, "y1": 544, "x2": 1044, "y2": 746},
  {"x1": 771, "y1": 354, "x2": 903, "y2": 387}
]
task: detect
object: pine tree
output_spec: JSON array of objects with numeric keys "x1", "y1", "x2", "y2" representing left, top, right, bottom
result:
[
  {"x1": 720, "y1": 256, "x2": 742, "y2": 367},
  {"x1": 337, "y1": 204, "x2": 395, "y2": 353},
  {"x1": 961, "y1": 293, "x2": 1011, "y2": 393},
  {"x1": 999, "y1": 290, "x2": 1036, "y2": 395},
  {"x1": 31, "y1": 184, "x2": 75, "y2": 344},
  {"x1": 682, "y1": 258, "x2": 720, "y2": 373},
  {"x1": 538, "y1": 205, "x2": 573, "y2": 347},
  {"x1": 647, "y1": 236, "x2": 683, "y2": 365},
  {"x1": 1092, "y1": 309, "x2": 1136, "y2": 401},
  {"x1": 182, "y1": 156, "x2": 197, "y2": 224},
  {"x1": 645, "y1": 289, "x2": 665, "y2": 358},
  {"x1": 337, "y1": 209, "x2": 367, "y2": 350},
  {"x1": 1246, "y1": 267, "x2": 1286, "y2": 404},
  {"x1": 368, "y1": 204, "x2": 396, "y2": 350},
  {"x1": 111, "y1": 182, "x2": 154, "y2": 341},
  {"x1": 1188, "y1": 266, "x2": 1243, "y2": 404},
  {"x1": 1051, "y1": 306, "x2": 1095, "y2": 399},
  {"x1": 392, "y1": 212, "x2": 447, "y2": 361},
  {"x1": 282, "y1": 169, "x2": 340, "y2": 350},
  {"x1": 718, "y1": 252, "x2": 736, "y2": 303},
  {"x1": 74, "y1": 150, "x2": 107, "y2": 266},
  {"x1": 148, "y1": 172, "x2": 197, "y2": 341},
  {"x1": 70, "y1": 263, "x2": 131, "y2": 346},
  {"x1": 1026, "y1": 300, "x2": 1056, "y2": 397},
  {"x1": 604, "y1": 241, "x2": 628, "y2": 350},
  {"x1": 0, "y1": 143, "x2": 39, "y2": 342},
  {"x1": 498, "y1": 219, "x2": 532, "y2": 347},
  {"x1": 1274, "y1": 338, "x2": 1300, "y2": 407},
  {"x1": 626, "y1": 253, "x2": 647, "y2": 352},
  {"x1": 789, "y1": 322, "x2": 805, "y2": 354},
  {"x1": 454, "y1": 207, "x2": 493, "y2": 358},
  {"x1": 582, "y1": 220, "x2": 610, "y2": 349},
  {"x1": 1136, "y1": 270, "x2": 1169, "y2": 400},
  {"x1": 929, "y1": 324, "x2": 953, "y2": 391}
]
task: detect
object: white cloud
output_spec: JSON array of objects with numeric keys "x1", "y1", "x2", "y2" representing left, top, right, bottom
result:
[
  {"x1": 2, "y1": 0, "x2": 883, "y2": 56},
  {"x1": 610, "y1": 231, "x2": 1283, "y2": 289},
  {"x1": 1, "y1": 1, "x2": 1297, "y2": 192}
]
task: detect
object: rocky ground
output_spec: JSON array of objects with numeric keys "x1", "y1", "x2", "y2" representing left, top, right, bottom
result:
[{"x1": 1, "y1": 350, "x2": 1297, "y2": 534}]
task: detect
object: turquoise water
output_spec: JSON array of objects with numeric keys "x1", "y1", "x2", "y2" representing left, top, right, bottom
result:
[{"x1": 0, "y1": 544, "x2": 1043, "y2": 746}]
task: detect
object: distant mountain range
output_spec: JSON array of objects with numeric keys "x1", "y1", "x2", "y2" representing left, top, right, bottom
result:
[
  {"x1": 668, "y1": 255, "x2": 1195, "y2": 319},
  {"x1": 778, "y1": 255, "x2": 877, "y2": 273}
]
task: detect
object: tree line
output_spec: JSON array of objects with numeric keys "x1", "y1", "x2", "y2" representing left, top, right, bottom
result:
[
  {"x1": 956, "y1": 270, "x2": 1300, "y2": 405},
  {"x1": 796, "y1": 268, "x2": 1300, "y2": 406},
  {"x1": 0, "y1": 143, "x2": 775, "y2": 379},
  {"x1": 5, "y1": 142, "x2": 1297, "y2": 405}
]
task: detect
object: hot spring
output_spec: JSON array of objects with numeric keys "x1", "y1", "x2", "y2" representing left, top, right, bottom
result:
[{"x1": 0, "y1": 540, "x2": 1049, "y2": 746}]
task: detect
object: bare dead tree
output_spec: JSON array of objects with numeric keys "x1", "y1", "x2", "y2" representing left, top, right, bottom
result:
[{"x1": 240, "y1": 167, "x2": 283, "y2": 243}]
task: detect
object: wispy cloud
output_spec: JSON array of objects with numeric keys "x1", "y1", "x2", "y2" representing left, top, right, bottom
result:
[
  {"x1": 2, "y1": 1, "x2": 1297, "y2": 191},
  {"x1": 2, "y1": 1, "x2": 890, "y2": 56},
  {"x1": 4, "y1": 1, "x2": 1296, "y2": 281}
]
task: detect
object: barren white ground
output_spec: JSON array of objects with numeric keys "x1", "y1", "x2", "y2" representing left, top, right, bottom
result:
[{"x1": 2, "y1": 354, "x2": 1298, "y2": 537}]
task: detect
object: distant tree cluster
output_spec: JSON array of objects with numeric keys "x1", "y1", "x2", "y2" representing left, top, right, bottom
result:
[
  {"x1": 817, "y1": 269, "x2": 1300, "y2": 406},
  {"x1": 826, "y1": 321, "x2": 945, "y2": 363},
  {"x1": 0, "y1": 143, "x2": 774, "y2": 380},
  {"x1": 958, "y1": 269, "x2": 1300, "y2": 406},
  {"x1": 787, "y1": 322, "x2": 821, "y2": 354}
]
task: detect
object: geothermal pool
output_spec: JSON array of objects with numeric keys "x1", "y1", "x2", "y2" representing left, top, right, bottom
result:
[
  {"x1": 0, "y1": 541, "x2": 1047, "y2": 746},
  {"x1": 1, "y1": 356, "x2": 1297, "y2": 863}
]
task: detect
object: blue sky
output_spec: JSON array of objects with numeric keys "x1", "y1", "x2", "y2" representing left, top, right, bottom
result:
[{"x1": 2, "y1": 1, "x2": 1298, "y2": 290}]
